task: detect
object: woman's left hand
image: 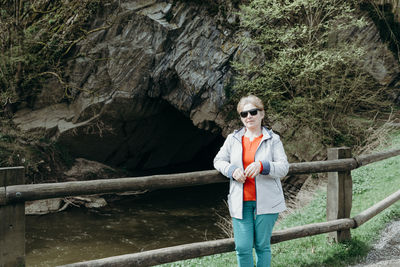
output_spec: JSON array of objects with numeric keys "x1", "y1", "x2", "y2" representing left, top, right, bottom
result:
[{"x1": 244, "y1": 161, "x2": 261, "y2": 178}]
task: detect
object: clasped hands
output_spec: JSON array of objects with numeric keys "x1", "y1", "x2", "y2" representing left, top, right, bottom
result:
[{"x1": 232, "y1": 162, "x2": 261, "y2": 183}]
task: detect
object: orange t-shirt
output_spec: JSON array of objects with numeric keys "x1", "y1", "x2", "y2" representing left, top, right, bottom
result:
[{"x1": 242, "y1": 135, "x2": 263, "y2": 201}]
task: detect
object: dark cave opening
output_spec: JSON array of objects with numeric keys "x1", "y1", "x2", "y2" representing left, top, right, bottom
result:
[
  {"x1": 59, "y1": 98, "x2": 226, "y2": 178},
  {"x1": 124, "y1": 101, "x2": 226, "y2": 177}
]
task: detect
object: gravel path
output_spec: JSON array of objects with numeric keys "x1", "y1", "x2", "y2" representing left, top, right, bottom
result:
[{"x1": 349, "y1": 220, "x2": 400, "y2": 267}]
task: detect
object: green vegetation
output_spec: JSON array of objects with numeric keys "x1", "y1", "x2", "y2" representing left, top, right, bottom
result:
[
  {"x1": 0, "y1": 0, "x2": 107, "y2": 108},
  {"x1": 0, "y1": 0, "x2": 112, "y2": 180},
  {"x1": 157, "y1": 131, "x2": 400, "y2": 267},
  {"x1": 230, "y1": 0, "x2": 398, "y2": 150}
]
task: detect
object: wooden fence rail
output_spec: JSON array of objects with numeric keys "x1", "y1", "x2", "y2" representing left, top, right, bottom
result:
[
  {"x1": 60, "y1": 189, "x2": 400, "y2": 267},
  {"x1": 0, "y1": 147, "x2": 400, "y2": 266},
  {"x1": 2, "y1": 148, "x2": 400, "y2": 205}
]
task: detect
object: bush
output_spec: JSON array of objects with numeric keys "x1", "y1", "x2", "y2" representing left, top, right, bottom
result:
[
  {"x1": 232, "y1": 0, "x2": 396, "y2": 148},
  {"x1": 0, "y1": 0, "x2": 106, "y2": 109}
]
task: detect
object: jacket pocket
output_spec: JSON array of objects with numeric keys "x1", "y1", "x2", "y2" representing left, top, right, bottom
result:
[
  {"x1": 261, "y1": 177, "x2": 280, "y2": 194},
  {"x1": 273, "y1": 178, "x2": 282, "y2": 193},
  {"x1": 257, "y1": 177, "x2": 281, "y2": 201}
]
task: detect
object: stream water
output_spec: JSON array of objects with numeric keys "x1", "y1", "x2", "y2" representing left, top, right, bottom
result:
[{"x1": 25, "y1": 183, "x2": 229, "y2": 266}]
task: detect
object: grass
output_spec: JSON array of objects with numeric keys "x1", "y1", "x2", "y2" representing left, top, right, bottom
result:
[{"x1": 157, "y1": 130, "x2": 400, "y2": 267}]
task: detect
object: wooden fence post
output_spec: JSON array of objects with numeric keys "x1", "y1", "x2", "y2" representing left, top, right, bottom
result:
[
  {"x1": 327, "y1": 147, "x2": 352, "y2": 242},
  {"x1": 0, "y1": 167, "x2": 25, "y2": 267}
]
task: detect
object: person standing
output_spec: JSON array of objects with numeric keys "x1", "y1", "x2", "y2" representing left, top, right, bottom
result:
[{"x1": 214, "y1": 95, "x2": 289, "y2": 267}]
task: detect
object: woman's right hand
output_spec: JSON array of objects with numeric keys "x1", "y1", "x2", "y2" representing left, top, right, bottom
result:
[{"x1": 233, "y1": 168, "x2": 246, "y2": 183}]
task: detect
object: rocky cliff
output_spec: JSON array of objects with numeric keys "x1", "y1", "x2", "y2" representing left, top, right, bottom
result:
[
  {"x1": 10, "y1": 0, "x2": 400, "y2": 180},
  {"x1": 13, "y1": 0, "x2": 241, "y2": 176}
]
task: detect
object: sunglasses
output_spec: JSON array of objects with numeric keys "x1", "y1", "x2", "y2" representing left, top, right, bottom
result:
[{"x1": 240, "y1": 108, "x2": 260, "y2": 118}]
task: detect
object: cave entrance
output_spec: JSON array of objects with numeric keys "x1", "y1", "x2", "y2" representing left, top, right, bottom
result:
[
  {"x1": 124, "y1": 102, "x2": 226, "y2": 176},
  {"x1": 60, "y1": 98, "x2": 226, "y2": 177}
]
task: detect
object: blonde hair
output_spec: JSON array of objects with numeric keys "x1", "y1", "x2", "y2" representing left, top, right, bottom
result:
[{"x1": 237, "y1": 95, "x2": 264, "y2": 113}]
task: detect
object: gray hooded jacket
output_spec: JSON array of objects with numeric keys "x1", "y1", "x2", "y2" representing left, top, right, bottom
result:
[{"x1": 213, "y1": 127, "x2": 289, "y2": 219}]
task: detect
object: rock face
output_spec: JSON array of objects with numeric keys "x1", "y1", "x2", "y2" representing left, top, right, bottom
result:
[
  {"x1": 12, "y1": 0, "x2": 400, "y2": 176},
  {"x1": 14, "y1": 0, "x2": 237, "y2": 173}
]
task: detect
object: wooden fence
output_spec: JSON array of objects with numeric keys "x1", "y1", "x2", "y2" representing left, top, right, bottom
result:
[{"x1": 0, "y1": 147, "x2": 400, "y2": 267}]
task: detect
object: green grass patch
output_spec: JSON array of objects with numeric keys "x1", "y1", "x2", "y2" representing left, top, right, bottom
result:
[{"x1": 157, "y1": 130, "x2": 400, "y2": 267}]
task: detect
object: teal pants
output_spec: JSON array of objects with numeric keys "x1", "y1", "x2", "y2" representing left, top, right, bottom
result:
[{"x1": 232, "y1": 201, "x2": 278, "y2": 267}]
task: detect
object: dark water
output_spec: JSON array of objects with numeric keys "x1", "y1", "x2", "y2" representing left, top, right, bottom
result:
[{"x1": 26, "y1": 184, "x2": 229, "y2": 266}]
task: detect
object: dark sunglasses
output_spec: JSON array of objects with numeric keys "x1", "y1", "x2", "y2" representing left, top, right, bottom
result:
[{"x1": 240, "y1": 108, "x2": 260, "y2": 118}]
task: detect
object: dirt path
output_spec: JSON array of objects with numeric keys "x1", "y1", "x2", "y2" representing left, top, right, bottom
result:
[{"x1": 349, "y1": 220, "x2": 400, "y2": 267}]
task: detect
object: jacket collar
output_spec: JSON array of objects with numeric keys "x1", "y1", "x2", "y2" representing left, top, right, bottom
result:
[{"x1": 233, "y1": 126, "x2": 272, "y2": 142}]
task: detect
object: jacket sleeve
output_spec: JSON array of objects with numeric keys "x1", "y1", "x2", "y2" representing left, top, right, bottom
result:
[
  {"x1": 213, "y1": 134, "x2": 239, "y2": 179},
  {"x1": 268, "y1": 134, "x2": 289, "y2": 179}
]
